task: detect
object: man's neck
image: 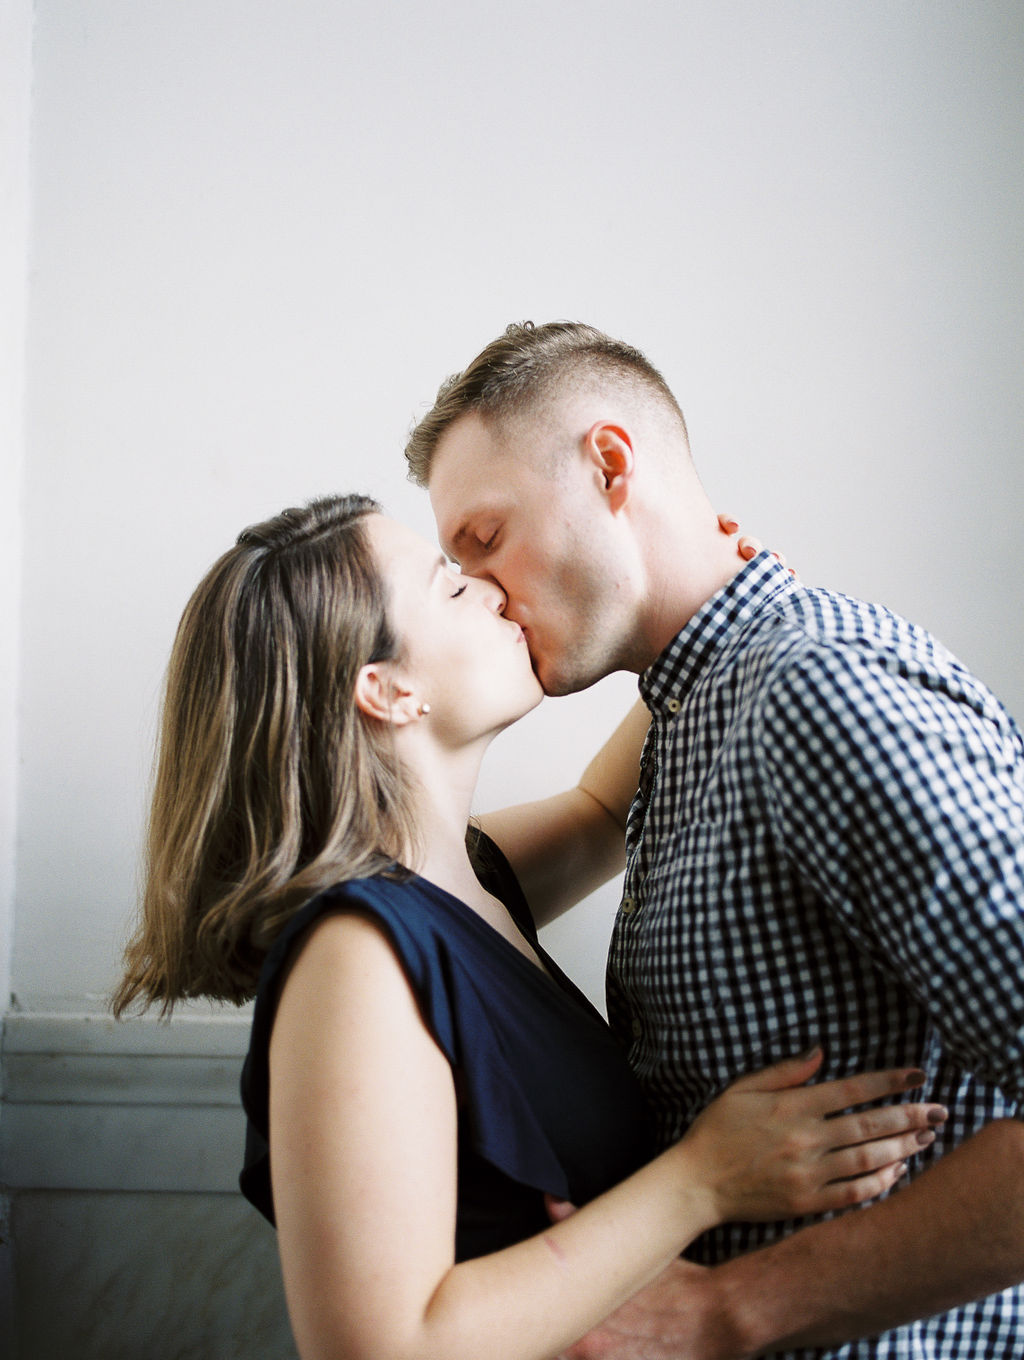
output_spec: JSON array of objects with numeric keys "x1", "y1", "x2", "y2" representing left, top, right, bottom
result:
[{"x1": 635, "y1": 513, "x2": 748, "y2": 671}]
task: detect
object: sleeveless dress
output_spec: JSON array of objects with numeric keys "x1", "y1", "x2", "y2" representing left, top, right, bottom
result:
[{"x1": 239, "y1": 834, "x2": 656, "y2": 1261}]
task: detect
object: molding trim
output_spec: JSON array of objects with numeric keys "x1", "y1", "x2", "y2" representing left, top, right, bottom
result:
[{"x1": 1, "y1": 1010, "x2": 253, "y2": 1193}]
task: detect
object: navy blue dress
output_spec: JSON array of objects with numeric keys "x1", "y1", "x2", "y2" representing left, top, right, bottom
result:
[{"x1": 239, "y1": 835, "x2": 655, "y2": 1261}]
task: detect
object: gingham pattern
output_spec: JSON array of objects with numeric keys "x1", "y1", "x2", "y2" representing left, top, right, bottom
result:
[{"x1": 608, "y1": 553, "x2": 1024, "y2": 1358}]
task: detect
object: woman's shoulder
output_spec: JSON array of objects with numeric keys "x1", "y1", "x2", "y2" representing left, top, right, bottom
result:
[{"x1": 257, "y1": 870, "x2": 429, "y2": 996}]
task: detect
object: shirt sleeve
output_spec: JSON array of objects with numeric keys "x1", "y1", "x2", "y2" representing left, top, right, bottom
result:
[{"x1": 755, "y1": 639, "x2": 1024, "y2": 1099}]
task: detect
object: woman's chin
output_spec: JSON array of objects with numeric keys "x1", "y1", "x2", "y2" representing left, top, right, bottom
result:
[{"x1": 495, "y1": 689, "x2": 545, "y2": 734}]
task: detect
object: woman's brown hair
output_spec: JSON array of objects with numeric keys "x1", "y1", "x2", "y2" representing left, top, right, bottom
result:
[{"x1": 112, "y1": 494, "x2": 418, "y2": 1016}]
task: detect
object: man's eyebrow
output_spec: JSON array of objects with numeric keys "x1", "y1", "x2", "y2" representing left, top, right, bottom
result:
[
  {"x1": 447, "y1": 521, "x2": 471, "y2": 552},
  {"x1": 447, "y1": 507, "x2": 499, "y2": 555}
]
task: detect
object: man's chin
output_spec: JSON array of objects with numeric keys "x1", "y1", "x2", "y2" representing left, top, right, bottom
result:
[
  {"x1": 528, "y1": 640, "x2": 602, "y2": 697},
  {"x1": 536, "y1": 660, "x2": 592, "y2": 699}
]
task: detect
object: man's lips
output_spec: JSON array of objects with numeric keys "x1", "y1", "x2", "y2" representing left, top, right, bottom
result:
[{"x1": 518, "y1": 625, "x2": 544, "y2": 678}]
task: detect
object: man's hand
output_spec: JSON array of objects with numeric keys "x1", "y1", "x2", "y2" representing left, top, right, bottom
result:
[
  {"x1": 545, "y1": 1198, "x2": 737, "y2": 1360},
  {"x1": 559, "y1": 1259, "x2": 729, "y2": 1360},
  {"x1": 559, "y1": 1119, "x2": 1024, "y2": 1360}
]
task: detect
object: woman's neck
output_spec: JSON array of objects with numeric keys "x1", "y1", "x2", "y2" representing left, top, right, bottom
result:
[
  {"x1": 398, "y1": 730, "x2": 549, "y2": 973},
  {"x1": 399, "y1": 735, "x2": 490, "y2": 901}
]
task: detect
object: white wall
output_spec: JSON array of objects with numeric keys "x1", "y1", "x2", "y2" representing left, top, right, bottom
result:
[
  {"x1": 5, "y1": 4, "x2": 1022, "y2": 1353},
  {"x1": 1, "y1": 0, "x2": 35, "y2": 1338},
  {"x1": 1, "y1": 0, "x2": 32, "y2": 1018},
  {"x1": 12, "y1": 0, "x2": 1024, "y2": 1011}
]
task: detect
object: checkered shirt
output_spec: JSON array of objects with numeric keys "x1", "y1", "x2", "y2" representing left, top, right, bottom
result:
[{"x1": 607, "y1": 553, "x2": 1024, "y2": 1358}]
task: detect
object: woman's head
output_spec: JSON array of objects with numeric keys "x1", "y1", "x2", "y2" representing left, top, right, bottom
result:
[
  {"x1": 114, "y1": 495, "x2": 416, "y2": 1014},
  {"x1": 114, "y1": 493, "x2": 544, "y2": 1016}
]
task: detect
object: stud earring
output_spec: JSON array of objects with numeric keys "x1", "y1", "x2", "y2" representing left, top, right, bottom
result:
[{"x1": 418, "y1": 702, "x2": 431, "y2": 717}]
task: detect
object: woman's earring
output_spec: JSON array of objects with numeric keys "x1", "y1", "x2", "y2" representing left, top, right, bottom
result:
[{"x1": 417, "y1": 702, "x2": 431, "y2": 717}]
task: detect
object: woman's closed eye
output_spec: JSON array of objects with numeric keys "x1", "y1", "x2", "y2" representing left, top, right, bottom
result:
[{"x1": 450, "y1": 583, "x2": 468, "y2": 599}]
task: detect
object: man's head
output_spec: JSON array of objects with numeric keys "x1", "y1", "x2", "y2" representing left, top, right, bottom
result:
[
  {"x1": 404, "y1": 321, "x2": 689, "y2": 487},
  {"x1": 407, "y1": 321, "x2": 726, "y2": 695}
]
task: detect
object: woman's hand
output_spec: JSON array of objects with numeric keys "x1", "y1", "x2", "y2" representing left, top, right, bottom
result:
[
  {"x1": 718, "y1": 511, "x2": 794, "y2": 575},
  {"x1": 681, "y1": 1047, "x2": 947, "y2": 1224}
]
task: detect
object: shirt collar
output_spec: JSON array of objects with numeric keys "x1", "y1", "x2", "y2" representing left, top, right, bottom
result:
[{"x1": 640, "y1": 552, "x2": 796, "y2": 714}]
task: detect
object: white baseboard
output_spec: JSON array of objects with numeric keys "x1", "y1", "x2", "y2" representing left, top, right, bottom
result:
[{"x1": 1, "y1": 1009, "x2": 253, "y2": 1193}]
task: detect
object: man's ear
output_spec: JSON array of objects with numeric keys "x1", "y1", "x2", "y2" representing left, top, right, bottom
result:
[
  {"x1": 582, "y1": 422, "x2": 635, "y2": 512},
  {"x1": 354, "y1": 663, "x2": 420, "y2": 727}
]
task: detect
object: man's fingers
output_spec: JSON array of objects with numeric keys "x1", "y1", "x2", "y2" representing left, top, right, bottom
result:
[{"x1": 544, "y1": 1193, "x2": 578, "y2": 1224}]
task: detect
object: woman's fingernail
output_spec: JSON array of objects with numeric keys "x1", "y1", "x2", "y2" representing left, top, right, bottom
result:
[{"x1": 722, "y1": 518, "x2": 739, "y2": 534}]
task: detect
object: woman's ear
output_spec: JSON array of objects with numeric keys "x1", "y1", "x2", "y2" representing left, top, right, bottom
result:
[
  {"x1": 354, "y1": 663, "x2": 420, "y2": 726},
  {"x1": 582, "y1": 422, "x2": 635, "y2": 512}
]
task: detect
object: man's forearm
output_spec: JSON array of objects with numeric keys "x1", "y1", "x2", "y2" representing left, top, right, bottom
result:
[{"x1": 710, "y1": 1118, "x2": 1024, "y2": 1355}]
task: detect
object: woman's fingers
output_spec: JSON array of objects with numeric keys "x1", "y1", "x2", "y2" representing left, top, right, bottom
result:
[
  {"x1": 728, "y1": 1056, "x2": 947, "y2": 1131},
  {"x1": 717, "y1": 512, "x2": 796, "y2": 575},
  {"x1": 726, "y1": 1046, "x2": 825, "y2": 1093},
  {"x1": 826, "y1": 1100, "x2": 948, "y2": 1149},
  {"x1": 810, "y1": 1159, "x2": 910, "y2": 1214},
  {"x1": 738, "y1": 535, "x2": 762, "y2": 560},
  {"x1": 801, "y1": 1066, "x2": 928, "y2": 1116},
  {"x1": 716, "y1": 512, "x2": 761, "y2": 560},
  {"x1": 824, "y1": 1127, "x2": 937, "y2": 1182}
]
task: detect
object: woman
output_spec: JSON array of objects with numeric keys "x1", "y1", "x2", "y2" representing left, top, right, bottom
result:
[{"x1": 114, "y1": 494, "x2": 944, "y2": 1360}]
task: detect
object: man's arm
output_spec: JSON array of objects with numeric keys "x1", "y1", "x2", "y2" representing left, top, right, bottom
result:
[
  {"x1": 564, "y1": 1117, "x2": 1024, "y2": 1360},
  {"x1": 718, "y1": 1116, "x2": 1024, "y2": 1354}
]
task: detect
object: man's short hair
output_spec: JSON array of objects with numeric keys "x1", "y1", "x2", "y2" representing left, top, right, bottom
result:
[{"x1": 404, "y1": 320, "x2": 688, "y2": 486}]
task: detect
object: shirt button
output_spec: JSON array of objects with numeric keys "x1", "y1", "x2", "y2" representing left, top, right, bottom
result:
[
  {"x1": 631, "y1": 1018, "x2": 643, "y2": 1038},
  {"x1": 620, "y1": 896, "x2": 636, "y2": 916},
  {"x1": 666, "y1": 697, "x2": 681, "y2": 713}
]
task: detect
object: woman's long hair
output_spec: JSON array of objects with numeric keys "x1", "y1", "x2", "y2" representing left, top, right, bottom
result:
[{"x1": 112, "y1": 494, "x2": 417, "y2": 1016}]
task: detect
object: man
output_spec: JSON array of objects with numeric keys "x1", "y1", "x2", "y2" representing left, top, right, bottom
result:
[{"x1": 405, "y1": 321, "x2": 1024, "y2": 1358}]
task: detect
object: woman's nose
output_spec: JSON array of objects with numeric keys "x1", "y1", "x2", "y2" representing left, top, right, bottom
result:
[
  {"x1": 473, "y1": 575, "x2": 507, "y2": 614},
  {"x1": 487, "y1": 580, "x2": 508, "y2": 615}
]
